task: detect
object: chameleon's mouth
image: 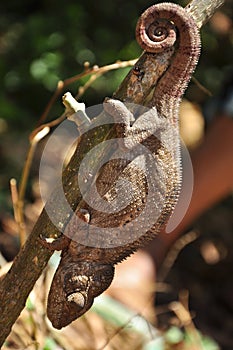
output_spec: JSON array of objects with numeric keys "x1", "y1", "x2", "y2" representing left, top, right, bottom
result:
[{"x1": 48, "y1": 297, "x2": 94, "y2": 329}]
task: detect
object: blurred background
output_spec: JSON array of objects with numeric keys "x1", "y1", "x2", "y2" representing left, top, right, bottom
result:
[{"x1": 0, "y1": 0, "x2": 232, "y2": 349}]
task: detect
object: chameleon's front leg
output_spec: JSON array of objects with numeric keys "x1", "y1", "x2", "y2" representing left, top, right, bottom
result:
[{"x1": 103, "y1": 98, "x2": 165, "y2": 149}]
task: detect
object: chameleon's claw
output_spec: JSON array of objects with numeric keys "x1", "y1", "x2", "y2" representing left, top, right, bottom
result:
[{"x1": 103, "y1": 98, "x2": 135, "y2": 124}]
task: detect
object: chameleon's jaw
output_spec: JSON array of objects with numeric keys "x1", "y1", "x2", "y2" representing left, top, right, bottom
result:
[{"x1": 48, "y1": 296, "x2": 94, "y2": 329}]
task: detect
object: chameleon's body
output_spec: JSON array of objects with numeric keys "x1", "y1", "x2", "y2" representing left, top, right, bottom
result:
[{"x1": 43, "y1": 3, "x2": 201, "y2": 329}]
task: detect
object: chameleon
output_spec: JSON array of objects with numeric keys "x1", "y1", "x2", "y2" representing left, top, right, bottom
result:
[{"x1": 41, "y1": 2, "x2": 201, "y2": 329}]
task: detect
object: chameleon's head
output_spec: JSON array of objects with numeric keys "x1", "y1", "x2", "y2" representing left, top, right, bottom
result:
[{"x1": 47, "y1": 262, "x2": 114, "y2": 329}]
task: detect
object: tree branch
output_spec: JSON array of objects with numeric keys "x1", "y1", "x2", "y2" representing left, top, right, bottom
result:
[
  {"x1": 186, "y1": 0, "x2": 225, "y2": 28},
  {"x1": 0, "y1": 0, "x2": 225, "y2": 345}
]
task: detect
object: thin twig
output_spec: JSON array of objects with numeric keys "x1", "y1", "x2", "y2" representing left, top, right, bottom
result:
[
  {"x1": 169, "y1": 291, "x2": 204, "y2": 349},
  {"x1": 16, "y1": 127, "x2": 50, "y2": 245},
  {"x1": 158, "y1": 231, "x2": 199, "y2": 281},
  {"x1": 37, "y1": 80, "x2": 65, "y2": 127},
  {"x1": 10, "y1": 178, "x2": 19, "y2": 224},
  {"x1": 76, "y1": 72, "x2": 101, "y2": 100},
  {"x1": 37, "y1": 59, "x2": 137, "y2": 126},
  {"x1": 192, "y1": 76, "x2": 212, "y2": 97},
  {"x1": 98, "y1": 314, "x2": 140, "y2": 350}
]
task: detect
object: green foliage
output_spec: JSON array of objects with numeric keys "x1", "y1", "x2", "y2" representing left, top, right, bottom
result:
[
  {"x1": 0, "y1": 0, "x2": 231, "y2": 129},
  {"x1": 43, "y1": 337, "x2": 58, "y2": 350},
  {"x1": 0, "y1": 0, "x2": 145, "y2": 130}
]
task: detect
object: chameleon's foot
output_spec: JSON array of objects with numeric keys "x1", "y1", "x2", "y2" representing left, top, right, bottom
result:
[
  {"x1": 39, "y1": 234, "x2": 70, "y2": 251},
  {"x1": 104, "y1": 98, "x2": 134, "y2": 124}
]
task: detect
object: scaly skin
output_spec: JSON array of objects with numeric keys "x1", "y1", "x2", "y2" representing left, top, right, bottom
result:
[{"x1": 44, "y1": 3, "x2": 201, "y2": 329}]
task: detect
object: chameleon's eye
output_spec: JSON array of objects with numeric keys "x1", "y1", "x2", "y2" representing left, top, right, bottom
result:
[{"x1": 67, "y1": 291, "x2": 86, "y2": 308}]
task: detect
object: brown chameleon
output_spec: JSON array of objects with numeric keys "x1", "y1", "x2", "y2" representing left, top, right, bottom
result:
[{"x1": 42, "y1": 2, "x2": 201, "y2": 329}]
